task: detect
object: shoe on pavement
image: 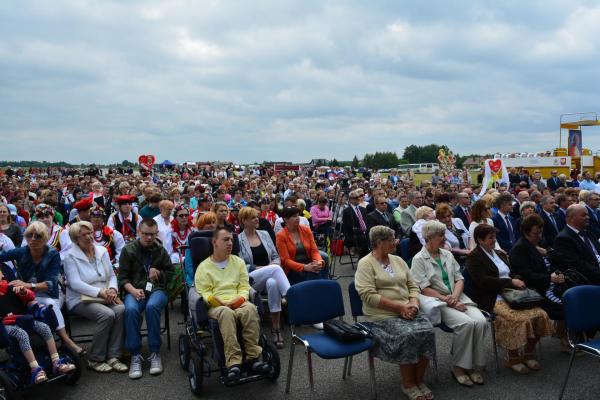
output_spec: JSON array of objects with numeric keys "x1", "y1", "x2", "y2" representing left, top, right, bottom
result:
[
  {"x1": 129, "y1": 354, "x2": 144, "y2": 379},
  {"x1": 149, "y1": 352, "x2": 163, "y2": 375}
]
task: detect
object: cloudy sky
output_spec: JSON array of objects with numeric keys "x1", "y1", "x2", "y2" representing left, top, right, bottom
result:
[{"x1": 2, "y1": 0, "x2": 600, "y2": 164}]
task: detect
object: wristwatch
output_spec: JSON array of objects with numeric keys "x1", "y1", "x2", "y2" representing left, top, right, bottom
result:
[{"x1": 31, "y1": 283, "x2": 37, "y2": 290}]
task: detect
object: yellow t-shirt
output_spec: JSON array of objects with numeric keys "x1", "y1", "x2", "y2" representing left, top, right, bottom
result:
[{"x1": 194, "y1": 255, "x2": 250, "y2": 307}]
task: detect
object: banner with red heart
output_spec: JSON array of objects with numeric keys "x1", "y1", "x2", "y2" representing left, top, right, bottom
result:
[
  {"x1": 488, "y1": 159, "x2": 502, "y2": 173},
  {"x1": 138, "y1": 154, "x2": 156, "y2": 170}
]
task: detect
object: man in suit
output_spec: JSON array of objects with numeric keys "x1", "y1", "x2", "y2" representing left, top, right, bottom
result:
[
  {"x1": 511, "y1": 190, "x2": 530, "y2": 219},
  {"x1": 492, "y1": 193, "x2": 520, "y2": 252},
  {"x1": 366, "y1": 195, "x2": 402, "y2": 239},
  {"x1": 538, "y1": 195, "x2": 560, "y2": 248},
  {"x1": 400, "y1": 191, "x2": 423, "y2": 236},
  {"x1": 342, "y1": 190, "x2": 369, "y2": 257},
  {"x1": 554, "y1": 194, "x2": 569, "y2": 231},
  {"x1": 582, "y1": 191, "x2": 600, "y2": 239},
  {"x1": 453, "y1": 192, "x2": 472, "y2": 228},
  {"x1": 546, "y1": 170, "x2": 563, "y2": 192},
  {"x1": 551, "y1": 204, "x2": 600, "y2": 285}
]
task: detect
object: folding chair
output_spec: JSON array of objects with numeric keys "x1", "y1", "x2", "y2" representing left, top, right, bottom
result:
[
  {"x1": 285, "y1": 280, "x2": 376, "y2": 399},
  {"x1": 558, "y1": 285, "x2": 600, "y2": 400}
]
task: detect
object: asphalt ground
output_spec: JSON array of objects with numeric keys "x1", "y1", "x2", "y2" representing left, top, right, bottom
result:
[{"x1": 21, "y1": 256, "x2": 600, "y2": 400}]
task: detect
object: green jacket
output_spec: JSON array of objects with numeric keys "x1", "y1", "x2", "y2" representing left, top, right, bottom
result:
[{"x1": 118, "y1": 240, "x2": 174, "y2": 293}]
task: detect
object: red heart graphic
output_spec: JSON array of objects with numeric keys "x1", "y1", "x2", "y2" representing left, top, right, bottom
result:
[
  {"x1": 138, "y1": 154, "x2": 156, "y2": 169},
  {"x1": 488, "y1": 159, "x2": 502, "y2": 173}
]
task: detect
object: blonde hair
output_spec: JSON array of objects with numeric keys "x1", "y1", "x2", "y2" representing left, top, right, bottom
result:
[
  {"x1": 415, "y1": 206, "x2": 434, "y2": 220},
  {"x1": 68, "y1": 221, "x2": 94, "y2": 242},
  {"x1": 24, "y1": 221, "x2": 50, "y2": 243},
  {"x1": 159, "y1": 200, "x2": 174, "y2": 211},
  {"x1": 238, "y1": 207, "x2": 259, "y2": 222}
]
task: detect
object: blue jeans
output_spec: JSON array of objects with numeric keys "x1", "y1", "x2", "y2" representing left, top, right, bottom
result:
[{"x1": 124, "y1": 290, "x2": 168, "y2": 355}]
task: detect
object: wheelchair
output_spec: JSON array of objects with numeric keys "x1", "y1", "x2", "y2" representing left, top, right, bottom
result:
[
  {"x1": 178, "y1": 232, "x2": 280, "y2": 396},
  {"x1": 0, "y1": 263, "x2": 82, "y2": 400}
]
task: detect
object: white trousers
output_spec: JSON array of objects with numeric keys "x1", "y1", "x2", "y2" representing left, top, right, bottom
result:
[
  {"x1": 441, "y1": 305, "x2": 489, "y2": 370},
  {"x1": 36, "y1": 293, "x2": 66, "y2": 330},
  {"x1": 249, "y1": 265, "x2": 290, "y2": 313}
]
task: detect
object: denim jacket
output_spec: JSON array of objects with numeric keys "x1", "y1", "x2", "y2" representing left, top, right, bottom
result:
[{"x1": 0, "y1": 246, "x2": 60, "y2": 298}]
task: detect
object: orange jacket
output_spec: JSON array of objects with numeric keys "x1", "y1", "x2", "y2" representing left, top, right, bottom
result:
[{"x1": 276, "y1": 225, "x2": 323, "y2": 274}]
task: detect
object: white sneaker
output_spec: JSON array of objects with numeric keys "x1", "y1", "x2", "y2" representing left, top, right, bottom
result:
[
  {"x1": 129, "y1": 354, "x2": 144, "y2": 379},
  {"x1": 312, "y1": 323, "x2": 324, "y2": 330},
  {"x1": 148, "y1": 352, "x2": 163, "y2": 375}
]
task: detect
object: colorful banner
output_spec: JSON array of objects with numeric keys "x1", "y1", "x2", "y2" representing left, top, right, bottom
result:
[
  {"x1": 568, "y1": 129, "x2": 582, "y2": 157},
  {"x1": 480, "y1": 159, "x2": 509, "y2": 196}
]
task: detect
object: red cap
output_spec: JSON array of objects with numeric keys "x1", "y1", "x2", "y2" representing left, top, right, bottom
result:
[
  {"x1": 74, "y1": 197, "x2": 93, "y2": 211},
  {"x1": 116, "y1": 195, "x2": 136, "y2": 205}
]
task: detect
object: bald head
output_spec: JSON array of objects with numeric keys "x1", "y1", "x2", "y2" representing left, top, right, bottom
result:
[
  {"x1": 566, "y1": 204, "x2": 589, "y2": 231},
  {"x1": 517, "y1": 191, "x2": 530, "y2": 203}
]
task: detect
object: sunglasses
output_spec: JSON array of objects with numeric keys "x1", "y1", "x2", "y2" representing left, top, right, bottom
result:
[
  {"x1": 25, "y1": 233, "x2": 44, "y2": 241},
  {"x1": 36, "y1": 211, "x2": 54, "y2": 217}
]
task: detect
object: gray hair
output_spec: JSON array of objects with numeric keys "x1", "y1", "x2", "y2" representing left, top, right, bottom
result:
[
  {"x1": 540, "y1": 195, "x2": 554, "y2": 206},
  {"x1": 68, "y1": 221, "x2": 94, "y2": 242},
  {"x1": 369, "y1": 225, "x2": 395, "y2": 249},
  {"x1": 415, "y1": 206, "x2": 434, "y2": 220},
  {"x1": 519, "y1": 201, "x2": 536, "y2": 213},
  {"x1": 422, "y1": 220, "x2": 447, "y2": 241}
]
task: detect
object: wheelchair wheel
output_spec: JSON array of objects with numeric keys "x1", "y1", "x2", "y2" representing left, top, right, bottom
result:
[
  {"x1": 262, "y1": 340, "x2": 280, "y2": 381},
  {"x1": 179, "y1": 334, "x2": 191, "y2": 370},
  {"x1": 59, "y1": 346, "x2": 82, "y2": 385},
  {"x1": 0, "y1": 370, "x2": 17, "y2": 400},
  {"x1": 188, "y1": 352, "x2": 204, "y2": 396}
]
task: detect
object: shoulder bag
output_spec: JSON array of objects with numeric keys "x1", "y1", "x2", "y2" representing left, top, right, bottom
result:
[
  {"x1": 501, "y1": 288, "x2": 544, "y2": 309},
  {"x1": 323, "y1": 319, "x2": 369, "y2": 343}
]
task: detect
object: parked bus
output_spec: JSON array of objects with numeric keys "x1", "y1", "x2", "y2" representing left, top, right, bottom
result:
[{"x1": 397, "y1": 163, "x2": 439, "y2": 174}]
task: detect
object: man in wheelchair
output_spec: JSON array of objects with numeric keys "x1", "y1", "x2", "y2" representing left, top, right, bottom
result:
[{"x1": 194, "y1": 226, "x2": 270, "y2": 381}]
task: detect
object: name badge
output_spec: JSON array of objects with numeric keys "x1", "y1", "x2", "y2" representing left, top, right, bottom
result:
[{"x1": 145, "y1": 282, "x2": 153, "y2": 292}]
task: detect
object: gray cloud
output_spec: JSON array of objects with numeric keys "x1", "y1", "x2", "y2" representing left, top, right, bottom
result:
[{"x1": 2, "y1": 0, "x2": 600, "y2": 164}]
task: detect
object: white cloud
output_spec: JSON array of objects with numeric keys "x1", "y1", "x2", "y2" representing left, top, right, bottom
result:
[{"x1": 2, "y1": 1, "x2": 600, "y2": 164}]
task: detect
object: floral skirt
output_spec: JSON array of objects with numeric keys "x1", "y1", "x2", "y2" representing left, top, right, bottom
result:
[
  {"x1": 365, "y1": 313, "x2": 435, "y2": 364},
  {"x1": 493, "y1": 300, "x2": 554, "y2": 350}
]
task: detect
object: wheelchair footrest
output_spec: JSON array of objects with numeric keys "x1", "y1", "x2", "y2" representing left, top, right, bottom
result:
[{"x1": 220, "y1": 371, "x2": 271, "y2": 387}]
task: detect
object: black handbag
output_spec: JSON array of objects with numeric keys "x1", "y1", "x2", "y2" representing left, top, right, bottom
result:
[
  {"x1": 501, "y1": 288, "x2": 544, "y2": 309},
  {"x1": 323, "y1": 320, "x2": 368, "y2": 343},
  {"x1": 553, "y1": 268, "x2": 589, "y2": 298}
]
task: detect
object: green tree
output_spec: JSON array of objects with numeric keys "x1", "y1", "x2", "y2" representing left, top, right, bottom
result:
[
  {"x1": 362, "y1": 152, "x2": 399, "y2": 169},
  {"x1": 402, "y1": 144, "x2": 450, "y2": 163},
  {"x1": 351, "y1": 155, "x2": 360, "y2": 169},
  {"x1": 329, "y1": 158, "x2": 339, "y2": 167}
]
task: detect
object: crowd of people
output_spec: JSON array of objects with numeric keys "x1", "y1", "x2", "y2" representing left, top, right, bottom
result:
[{"x1": 0, "y1": 162, "x2": 598, "y2": 399}]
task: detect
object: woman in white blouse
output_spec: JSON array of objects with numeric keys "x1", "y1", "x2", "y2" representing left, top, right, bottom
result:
[{"x1": 64, "y1": 222, "x2": 127, "y2": 373}]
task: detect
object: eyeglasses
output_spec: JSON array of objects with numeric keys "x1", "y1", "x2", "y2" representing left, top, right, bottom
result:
[
  {"x1": 177, "y1": 214, "x2": 189, "y2": 218},
  {"x1": 25, "y1": 233, "x2": 44, "y2": 241}
]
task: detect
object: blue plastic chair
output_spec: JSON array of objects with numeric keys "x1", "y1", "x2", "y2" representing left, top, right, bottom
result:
[
  {"x1": 285, "y1": 280, "x2": 376, "y2": 398},
  {"x1": 558, "y1": 285, "x2": 600, "y2": 400},
  {"x1": 399, "y1": 237, "x2": 412, "y2": 267}
]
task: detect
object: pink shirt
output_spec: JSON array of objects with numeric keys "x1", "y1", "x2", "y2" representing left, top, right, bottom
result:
[{"x1": 310, "y1": 205, "x2": 332, "y2": 227}]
